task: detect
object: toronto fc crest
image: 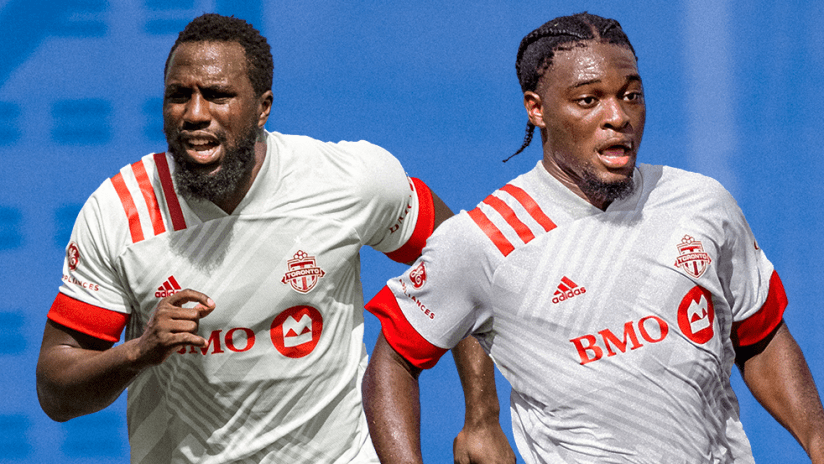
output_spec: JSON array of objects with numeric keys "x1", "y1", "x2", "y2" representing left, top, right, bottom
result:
[
  {"x1": 674, "y1": 235, "x2": 712, "y2": 279},
  {"x1": 281, "y1": 250, "x2": 326, "y2": 294}
]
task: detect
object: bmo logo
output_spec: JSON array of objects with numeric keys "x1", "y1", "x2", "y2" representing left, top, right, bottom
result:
[
  {"x1": 677, "y1": 285, "x2": 715, "y2": 344},
  {"x1": 270, "y1": 305, "x2": 323, "y2": 358},
  {"x1": 568, "y1": 286, "x2": 717, "y2": 365}
]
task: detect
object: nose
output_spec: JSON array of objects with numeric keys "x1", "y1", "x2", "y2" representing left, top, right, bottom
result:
[
  {"x1": 601, "y1": 98, "x2": 630, "y2": 131},
  {"x1": 182, "y1": 93, "x2": 210, "y2": 127}
]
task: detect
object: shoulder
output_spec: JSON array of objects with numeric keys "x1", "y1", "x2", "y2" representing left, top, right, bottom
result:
[
  {"x1": 460, "y1": 167, "x2": 558, "y2": 259},
  {"x1": 642, "y1": 164, "x2": 737, "y2": 207},
  {"x1": 73, "y1": 152, "x2": 169, "y2": 258},
  {"x1": 270, "y1": 131, "x2": 404, "y2": 186},
  {"x1": 269, "y1": 131, "x2": 400, "y2": 170}
]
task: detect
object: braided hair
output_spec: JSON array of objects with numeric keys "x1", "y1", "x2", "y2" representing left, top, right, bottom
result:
[
  {"x1": 505, "y1": 12, "x2": 636, "y2": 162},
  {"x1": 164, "y1": 13, "x2": 273, "y2": 97}
]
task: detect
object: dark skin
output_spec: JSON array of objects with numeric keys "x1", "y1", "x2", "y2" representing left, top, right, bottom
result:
[
  {"x1": 37, "y1": 39, "x2": 511, "y2": 461},
  {"x1": 524, "y1": 41, "x2": 645, "y2": 211},
  {"x1": 37, "y1": 290, "x2": 215, "y2": 421},
  {"x1": 738, "y1": 322, "x2": 824, "y2": 462},
  {"x1": 37, "y1": 41, "x2": 266, "y2": 422},
  {"x1": 363, "y1": 40, "x2": 824, "y2": 463}
]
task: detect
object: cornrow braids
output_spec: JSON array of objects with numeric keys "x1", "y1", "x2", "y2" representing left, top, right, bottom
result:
[
  {"x1": 505, "y1": 12, "x2": 636, "y2": 161},
  {"x1": 164, "y1": 13, "x2": 273, "y2": 97}
]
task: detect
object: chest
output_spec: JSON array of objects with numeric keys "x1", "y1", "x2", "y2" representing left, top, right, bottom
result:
[
  {"x1": 487, "y1": 207, "x2": 736, "y2": 391},
  {"x1": 117, "y1": 214, "x2": 363, "y2": 336}
]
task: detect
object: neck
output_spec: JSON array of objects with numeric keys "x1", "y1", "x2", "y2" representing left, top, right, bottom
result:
[
  {"x1": 214, "y1": 135, "x2": 267, "y2": 214},
  {"x1": 540, "y1": 158, "x2": 611, "y2": 210}
]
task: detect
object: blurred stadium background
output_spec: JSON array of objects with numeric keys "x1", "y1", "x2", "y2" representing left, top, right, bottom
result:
[{"x1": 1, "y1": 0, "x2": 821, "y2": 462}]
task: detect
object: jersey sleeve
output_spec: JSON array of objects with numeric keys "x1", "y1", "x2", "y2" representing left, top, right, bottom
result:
[
  {"x1": 365, "y1": 213, "x2": 496, "y2": 369},
  {"x1": 48, "y1": 181, "x2": 133, "y2": 341},
  {"x1": 716, "y1": 190, "x2": 787, "y2": 347},
  {"x1": 334, "y1": 140, "x2": 433, "y2": 262}
]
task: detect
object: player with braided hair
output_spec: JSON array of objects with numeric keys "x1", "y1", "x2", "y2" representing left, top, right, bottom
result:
[
  {"x1": 36, "y1": 12, "x2": 513, "y2": 464},
  {"x1": 363, "y1": 12, "x2": 824, "y2": 463},
  {"x1": 507, "y1": 12, "x2": 636, "y2": 161}
]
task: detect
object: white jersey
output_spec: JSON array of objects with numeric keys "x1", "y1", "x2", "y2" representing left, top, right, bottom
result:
[
  {"x1": 368, "y1": 162, "x2": 787, "y2": 464},
  {"x1": 50, "y1": 131, "x2": 435, "y2": 463}
]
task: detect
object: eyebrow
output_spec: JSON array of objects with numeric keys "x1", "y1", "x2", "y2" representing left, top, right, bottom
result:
[{"x1": 570, "y1": 73, "x2": 642, "y2": 89}]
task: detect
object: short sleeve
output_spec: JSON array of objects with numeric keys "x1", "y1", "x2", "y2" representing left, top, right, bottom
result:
[
  {"x1": 717, "y1": 191, "x2": 786, "y2": 346},
  {"x1": 334, "y1": 141, "x2": 426, "y2": 259},
  {"x1": 365, "y1": 213, "x2": 496, "y2": 369},
  {"x1": 48, "y1": 182, "x2": 133, "y2": 340}
]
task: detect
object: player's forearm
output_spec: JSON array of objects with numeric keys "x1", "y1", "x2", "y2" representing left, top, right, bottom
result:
[
  {"x1": 37, "y1": 327, "x2": 145, "y2": 421},
  {"x1": 452, "y1": 336, "x2": 501, "y2": 427},
  {"x1": 363, "y1": 334, "x2": 424, "y2": 464},
  {"x1": 741, "y1": 323, "x2": 824, "y2": 458}
]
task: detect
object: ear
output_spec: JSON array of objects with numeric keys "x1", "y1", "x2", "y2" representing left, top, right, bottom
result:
[
  {"x1": 523, "y1": 91, "x2": 545, "y2": 129},
  {"x1": 256, "y1": 90, "x2": 274, "y2": 128}
]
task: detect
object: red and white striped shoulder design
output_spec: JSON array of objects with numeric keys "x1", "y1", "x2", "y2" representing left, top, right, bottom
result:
[
  {"x1": 467, "y1": 183, "x2": 556, "y2": 257},
  {"x1": 108, "y1": 152, "x2": 187, "y2": 244}
]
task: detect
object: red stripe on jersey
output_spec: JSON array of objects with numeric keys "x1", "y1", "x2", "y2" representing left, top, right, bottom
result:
[
  {"x1": 47, "y1": 293, "x2": 128, "y2": 343},
  {"x1": 482, "y1": 194, "x2": 535, "y2": 243},
  {"x1": 500, "y1": 184, "x2": 556, "y2": 232},
  {"x1": 154, "y1": 153, "x2": 187, "y2": 231},
  {"x1": 365, "y1": 286, "x2": 448, "y2": 369},
  {"x1": 111, "y1": 172, "x2": 144, "y2": 243},
  {"x1": 385, "y1": 177, "x2": 435, "y2": 263},
  {"x1": 733, "y1": 271, "x2": 788, "y2": 347},
  {"x1": 132, "y1": 159, "x2": 166, "y2": 236},
  {"x1": 468, "y1": 208, "x2": 515, "y2": 256}
]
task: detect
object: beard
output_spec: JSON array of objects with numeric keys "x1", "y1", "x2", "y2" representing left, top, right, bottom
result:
[
  {"x1": 166, "y1": 124, "x2": 258, "y2": 204},
  {"x1": 580, "y1": 168, "x2": 635, "y2": 205}
]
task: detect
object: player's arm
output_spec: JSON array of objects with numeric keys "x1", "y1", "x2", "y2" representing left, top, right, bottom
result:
[
  {"x1": 736, "y1": 320, "x2": 824, "y2": 463},
  {"x1": 363, "y1": 332, "x2": 425, "y2": 464},
  {"x1": 429, "y1": 190, "x2": 453, "y2": 240},
  {"x1": 413, "y1": 188, "x2": 514, "y2": 463},
  {"x1": 36, "y1": 290, "x2": 215, "y2": 422},
  {"x1": 452, "y1": 337, "x2": 516, "y2": 464}
]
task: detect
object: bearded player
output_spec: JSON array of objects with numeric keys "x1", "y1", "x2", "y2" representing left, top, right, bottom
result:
[
  {"x1": 35, "y1": 13, "x2": 513, "y2": 464},
  {"x1": 363, "y1": 12, "x2": 824, "y2": 463}
]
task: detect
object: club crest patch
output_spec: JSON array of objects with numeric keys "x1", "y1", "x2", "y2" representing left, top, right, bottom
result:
[
  {"x1": 674, "y1": 235, "x2": 712, "y2": 279},
  {"x1": 281, "y1": 250, "x2": 326, "y2": 294}
]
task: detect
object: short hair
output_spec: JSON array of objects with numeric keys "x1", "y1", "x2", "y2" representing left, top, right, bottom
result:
[
  {"x1": 506, "y1": 12, "x2": 637, "y2": 161},
  {"x1": 164, "y1": 13, "x2": 273, "y2": 97}
]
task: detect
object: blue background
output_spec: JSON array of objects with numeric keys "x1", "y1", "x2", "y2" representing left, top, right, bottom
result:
[{"x1": 1, "y1": 0, "x2": 822, "y2": 462}]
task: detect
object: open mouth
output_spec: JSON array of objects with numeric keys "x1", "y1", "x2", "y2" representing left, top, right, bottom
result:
[
  {"x1": 597, "y1": 140, "x2": 634, "y2": 169},
  {"x1": 181, "y1": 135, "x2": 221, "y2": 165}
]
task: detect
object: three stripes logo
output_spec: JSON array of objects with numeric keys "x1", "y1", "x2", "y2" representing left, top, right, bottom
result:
[
  {"x1": 552, "y1": 276, "x2": 586, "y2": 304},
  {"x1": 155, "y1": 275, "x2": 182, "y2": 298}
]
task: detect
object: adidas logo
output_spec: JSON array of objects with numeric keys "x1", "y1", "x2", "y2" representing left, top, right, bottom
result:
[
  {"x1": 155, "y1": 275, "x2": 182, "y2": 298},
  {"x1": 552, "y1": 276, "x2": 586, "y2": 304}
]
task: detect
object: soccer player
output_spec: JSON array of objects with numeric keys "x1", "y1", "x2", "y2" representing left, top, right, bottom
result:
[
  {"x1": 363, "y1": 12, "x2": 824, "y2": 463},
  {"x1": 35, "y1": 13, "x2": 513, "y2": 464}
]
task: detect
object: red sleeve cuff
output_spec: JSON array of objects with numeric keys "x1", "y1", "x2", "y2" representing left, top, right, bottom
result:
[
  {"x1": 385, "y1": 178, "x2": 435, "y2": 264},
  {"x1": 48, "y1": 293, "x2": 128, "y2": 342},
  {"x1": 366, "y1": 286, "x2": 447, "y2": 369},
  {"x1": 733, "y1": 271, "x2": 787, "y2": 347}
]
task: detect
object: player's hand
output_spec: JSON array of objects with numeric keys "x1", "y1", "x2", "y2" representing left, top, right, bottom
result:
[
  {"x1": 131, "y1": 289, "x2": 215, "y2": 367},
  {"x1": 453, "y1": 421, "x2": 516, "y2": 464}
]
